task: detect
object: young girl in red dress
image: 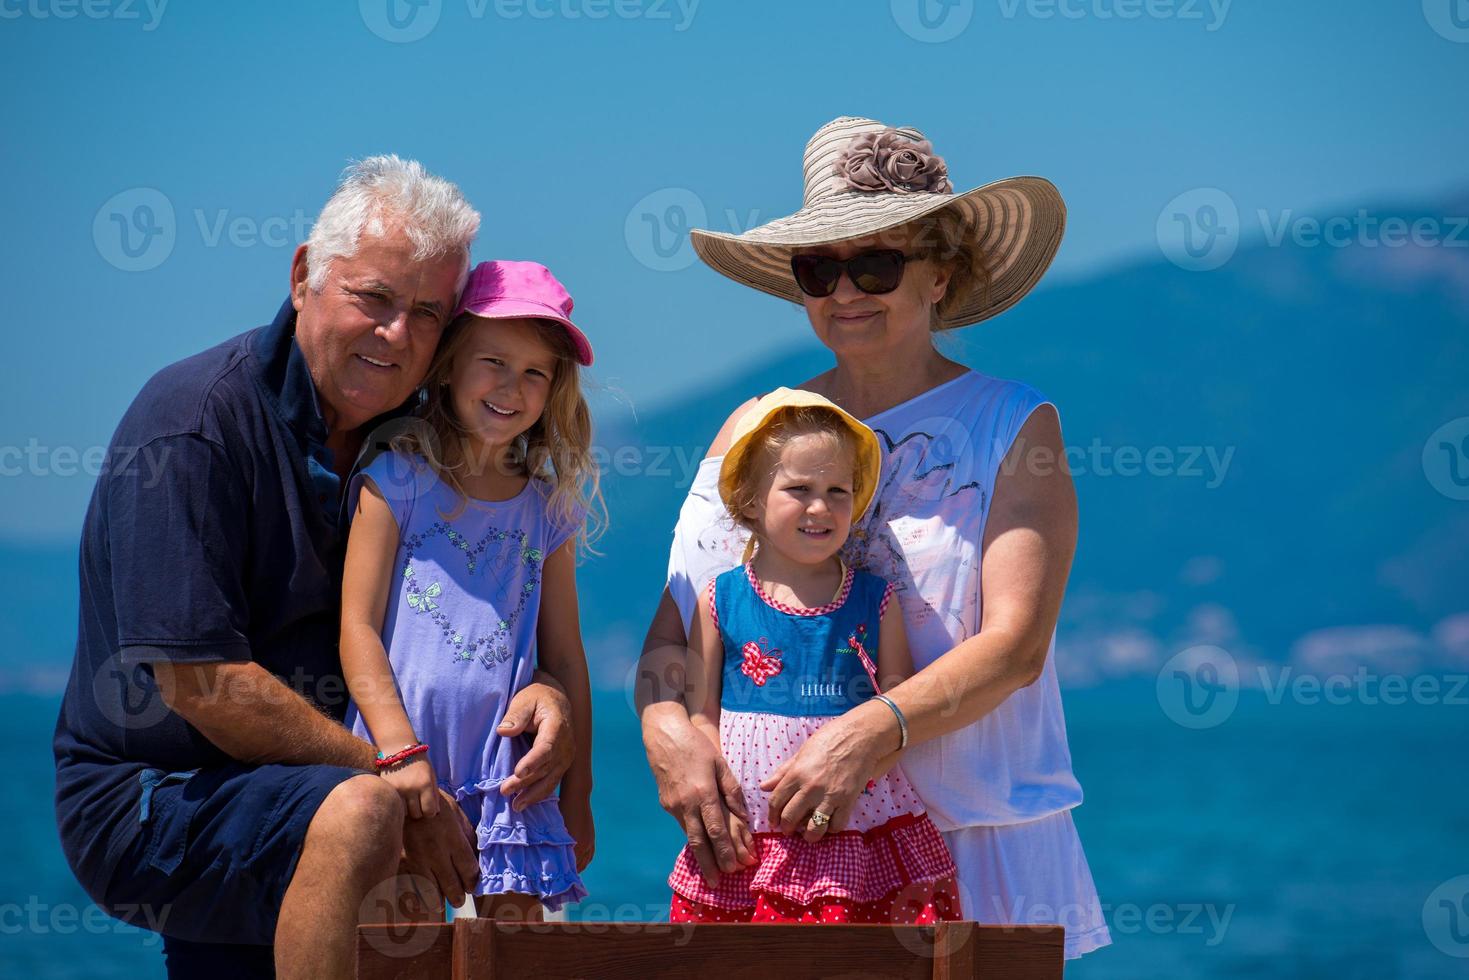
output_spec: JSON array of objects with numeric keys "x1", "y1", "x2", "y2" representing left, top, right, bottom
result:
[{"x1": 667, "y1": 389, "x2": 962, "y2": 924}]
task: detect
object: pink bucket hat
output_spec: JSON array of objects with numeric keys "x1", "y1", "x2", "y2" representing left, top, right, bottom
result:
[{"x1": 453, "y1": 260, "x2": 593, "y2": 366}]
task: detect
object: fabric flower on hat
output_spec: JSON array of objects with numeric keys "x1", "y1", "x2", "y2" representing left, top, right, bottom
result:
[{"x1": 835, "y1": 129, "x2": 954, "y2": 195}]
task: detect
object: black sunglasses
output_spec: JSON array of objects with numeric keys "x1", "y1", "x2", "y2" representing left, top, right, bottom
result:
[{"x1": 790, "y1": 249, "x2": 912, "y2": 298}]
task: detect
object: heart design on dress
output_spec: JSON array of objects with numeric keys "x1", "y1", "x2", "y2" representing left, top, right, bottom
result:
[{"x1": 400, "y1": 520, "x2": 546, "y2": 669}]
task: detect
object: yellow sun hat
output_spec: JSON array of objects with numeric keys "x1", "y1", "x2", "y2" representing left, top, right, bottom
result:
[{"x1": 718, "y1": 387, "x2": 883, "y2": 523}]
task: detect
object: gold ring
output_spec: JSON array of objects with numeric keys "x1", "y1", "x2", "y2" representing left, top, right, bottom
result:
[{"x1": 809, "y1": 810, "x2": 831, "y2": 828}]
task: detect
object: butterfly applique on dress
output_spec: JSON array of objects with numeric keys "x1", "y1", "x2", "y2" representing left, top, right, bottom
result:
[{"x1": 740, "y1": 638, "x2": 784, "y2": 687}]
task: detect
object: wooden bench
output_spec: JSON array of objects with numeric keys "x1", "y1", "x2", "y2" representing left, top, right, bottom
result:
[{"x1": 357, "y1": 920, "x2": 1065, "y2": 978}]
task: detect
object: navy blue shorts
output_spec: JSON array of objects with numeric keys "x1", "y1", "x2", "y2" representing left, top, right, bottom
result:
[{"x1": 97, "y1": 760, "x2": 369, "y2": 957}]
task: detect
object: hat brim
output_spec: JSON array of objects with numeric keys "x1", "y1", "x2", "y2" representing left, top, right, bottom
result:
[
  {"x1": 690, "y1": 175, "x2": 1065, "y2": 331},
  {"x1": 454, "y1": 299, "x2": 594, "y2": 367},
  {"x1": 717, "y1": 389, "x2": 882, "y2": 525}
]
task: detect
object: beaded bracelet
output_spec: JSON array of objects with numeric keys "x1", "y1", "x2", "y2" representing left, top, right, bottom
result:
[
  {"x1": 374, "y1": 742, "x2": 429, "y2": 769},
  {"x1": 872, "y1": 694, "x2": 909, "y2": 751}
]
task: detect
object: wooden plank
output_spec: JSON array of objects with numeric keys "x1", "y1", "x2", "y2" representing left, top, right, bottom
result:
[
  {"x1": 453, "y1": 918, "x2": 493, "y2": 980},
  {"x1": 357, "y1": 922, "x2": 455, "y2": 980},
  {"x1": 971, "y1": 926, "x2": 1065, "y2": 979},
  {"x1": 358, "y1": 921, "x2": 1066, "y2": 980}
]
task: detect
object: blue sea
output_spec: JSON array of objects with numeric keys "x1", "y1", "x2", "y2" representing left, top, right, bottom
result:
[{"x1": 10, "y1": 685, "x2": 1466, "y2": 978}]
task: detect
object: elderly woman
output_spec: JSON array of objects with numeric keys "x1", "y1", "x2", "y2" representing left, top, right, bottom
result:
[{"x1": 637, "y1": 116, "x2": 1110, "y2": 958}]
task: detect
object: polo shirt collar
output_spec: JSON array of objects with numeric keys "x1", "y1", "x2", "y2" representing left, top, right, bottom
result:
[{"x1": 253, "y1": 298, "x2": 330, "y2": 448}]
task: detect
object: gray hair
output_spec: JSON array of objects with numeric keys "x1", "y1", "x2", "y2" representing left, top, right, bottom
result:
[{"x1": 304, "y1": 154, "x2": 480, "y2": 294}]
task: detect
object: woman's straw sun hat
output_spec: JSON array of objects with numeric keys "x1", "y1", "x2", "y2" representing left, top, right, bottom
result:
[{"x1": 690, "y1": 115, "x2": 1066, "y2": 330}]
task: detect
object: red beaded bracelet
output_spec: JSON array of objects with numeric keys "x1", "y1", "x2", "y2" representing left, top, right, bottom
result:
[{"x1": 374, "y1": 743, "x2": 429, "y2": 769}]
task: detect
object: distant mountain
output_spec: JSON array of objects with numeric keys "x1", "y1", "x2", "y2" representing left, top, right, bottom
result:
[
  {"x1": 7, "y1": 195, "x2": 1467, "y2": 694},
  {"x1": 577, "y1": 193, "x2": 1469, "y2": 689}
]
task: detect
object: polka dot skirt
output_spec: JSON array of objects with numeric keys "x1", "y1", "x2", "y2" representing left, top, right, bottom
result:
[{"x1": 670, "y1": 878, "x2": 962, "y2": 924}]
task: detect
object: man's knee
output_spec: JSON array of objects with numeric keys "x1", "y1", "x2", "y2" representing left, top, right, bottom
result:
[{"x1": 304, "y1": 774, "x2": 404, "y2": 861}]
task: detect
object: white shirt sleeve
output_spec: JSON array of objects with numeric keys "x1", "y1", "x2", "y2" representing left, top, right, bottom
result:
[{"x1": 665, "y1": 456, "x2": 749, "y2": 636}]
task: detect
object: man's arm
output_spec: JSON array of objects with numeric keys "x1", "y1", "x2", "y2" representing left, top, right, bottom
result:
[
  {"x1": 152, "y1": 661, "x2": 376, "y2": 769},
  {"x1": 105, "y1": 431, "x2": 377, "y2": 769}
]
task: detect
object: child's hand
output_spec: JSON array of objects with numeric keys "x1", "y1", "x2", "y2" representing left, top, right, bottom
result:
[
  {"x1": 381, "y1": 756, "x2": 440, "y2": 819},
  {"x1": 559, "y1": 795, "x2": 595, "y2": 872},
  {"x1": 727, "y1": 809, "x2": 758, "y2": 868}
]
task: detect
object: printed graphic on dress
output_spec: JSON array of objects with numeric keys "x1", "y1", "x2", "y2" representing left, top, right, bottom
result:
[
  {"x1": 400, "y1": 521, "x2": 545, "y2": 669},
  {"x1": 842, "y1": 423, "x2": 985, "y2": 643}
]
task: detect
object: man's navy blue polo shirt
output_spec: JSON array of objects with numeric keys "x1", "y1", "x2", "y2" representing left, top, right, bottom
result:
[{"x1": 52, "y1": 299, "x2": 389, "y2": 898}]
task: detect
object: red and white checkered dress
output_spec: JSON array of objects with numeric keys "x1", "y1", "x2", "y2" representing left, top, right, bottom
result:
[{"x1": 667, "y1": 564, "x2": 961, "y2": 924}]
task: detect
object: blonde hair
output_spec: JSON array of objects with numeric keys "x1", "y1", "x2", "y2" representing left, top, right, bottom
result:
[
  {"x1": 392, "y1": 314, "x2": 606, "y2": 555},
  {"x1": 724, "y1": 406, "x2": 866, "y2": 564}
]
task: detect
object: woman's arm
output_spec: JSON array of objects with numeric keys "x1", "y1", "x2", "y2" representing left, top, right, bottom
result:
[
  {"x1": 637, "y1": 397, "x2": 759, "y2": 885},
  {"x1": 340, "y1": 478, "x2": 440, "y2": 819},
  {"x1": 763, "y1": 404, "x2": 1078, "y2": 836}
]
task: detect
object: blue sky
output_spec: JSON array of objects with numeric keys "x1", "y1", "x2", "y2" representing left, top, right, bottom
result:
[{"x1": 2, "y1": 0, "x2": 1467, "y2": 539}]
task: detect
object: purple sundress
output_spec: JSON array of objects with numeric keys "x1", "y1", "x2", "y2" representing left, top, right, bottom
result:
[{"x1": 344, "y1": 448, "x2": 586, "y2": 909}]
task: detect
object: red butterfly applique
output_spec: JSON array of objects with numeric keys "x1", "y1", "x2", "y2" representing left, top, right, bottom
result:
[{"x1": 740, "y1": 638, "x2": 784, "y2": 687}]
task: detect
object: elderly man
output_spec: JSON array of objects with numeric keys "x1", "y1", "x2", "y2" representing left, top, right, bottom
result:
[{"x1": 52, "y1": 156, "x2": 575, "y2": 979}]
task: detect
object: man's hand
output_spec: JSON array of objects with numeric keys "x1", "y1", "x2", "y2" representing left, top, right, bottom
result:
[
  {"x1": 399, "y1": 788, "x2": 478, "y2": 907},
  {"x1": 643, "y1": 705, "x2": 754, "y2": 887},
  {"x1": 496, "y1": 677, "x2": 575, "y2": 811}
]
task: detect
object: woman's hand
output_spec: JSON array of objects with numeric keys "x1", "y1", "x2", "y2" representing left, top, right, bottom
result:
[
  {"x1": 381, "y1": 755, "x2": 440, "y2": 819},
  {"x1": 644, "y1": 705, "x2": 755, "y2": 886},
  {"x1": 759, "y1": 701, "x2": 895, "y2": 842}
]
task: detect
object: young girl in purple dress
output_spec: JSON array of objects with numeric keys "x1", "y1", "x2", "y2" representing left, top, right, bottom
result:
[{"x1": 341, "y1": 260, "x2": 601, "y2": 920}]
